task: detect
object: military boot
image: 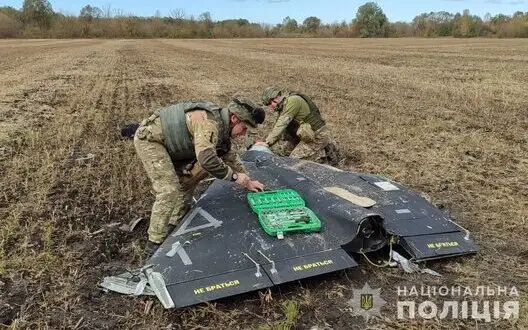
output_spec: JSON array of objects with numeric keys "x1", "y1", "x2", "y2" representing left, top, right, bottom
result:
[
  {"x1": 144, "y1": 240, "x2": 161, "y2": 256},
  {"x1": 167, "y1": 224, "x2": 177, "y2": 235},
  {"x1": 325, "y1": 142, "x2": 342, "y2": 166}
]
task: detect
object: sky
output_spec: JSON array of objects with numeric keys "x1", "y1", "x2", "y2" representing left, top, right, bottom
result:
[{"x1": 2, "y1": 0, "x2": 527, "y2": 24}]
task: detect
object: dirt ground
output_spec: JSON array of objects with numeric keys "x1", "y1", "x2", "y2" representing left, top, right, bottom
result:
[{"x1": 0, "y1": 38, "x2": 527, "y2": 329}]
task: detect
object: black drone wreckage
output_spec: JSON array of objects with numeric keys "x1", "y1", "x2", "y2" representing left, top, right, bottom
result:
[{"x1": 100, "y1": 146, "x2": 478, "y2": 308}]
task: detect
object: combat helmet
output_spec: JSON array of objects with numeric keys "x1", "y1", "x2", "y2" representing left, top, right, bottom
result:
[
  {"x1": 227, "y1": 95, "x2": 266, "y2": 131},
  {"x1": 262, "y1": 86, "x2": 282, "y2": 106}
]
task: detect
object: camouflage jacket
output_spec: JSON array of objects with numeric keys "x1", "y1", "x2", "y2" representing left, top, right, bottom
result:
[
  {"x1": 264, "y1": 95, "x2": 308, "y2": 146},
  {"x1": 184, "y1": 109, "x2": 245, "y2": 180},
  {"x1": 141, "y1": 108, "x2": 245, "y2": 180}
]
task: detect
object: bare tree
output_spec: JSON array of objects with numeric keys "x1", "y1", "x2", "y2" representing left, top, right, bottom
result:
[
  {"x1": 170, "y1": 8, "x2": 185, "y2": 20},
  {"x1": 113, "y1": 8, "x2": 125, "y2": 18},
  {"x1": 102, "y1": 3, "x2": 112, "y2": 18}
]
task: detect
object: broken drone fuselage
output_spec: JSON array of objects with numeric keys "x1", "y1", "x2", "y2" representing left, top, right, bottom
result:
[{"x1": 137, "y1": 146, "x2": 478, "y2": 308}]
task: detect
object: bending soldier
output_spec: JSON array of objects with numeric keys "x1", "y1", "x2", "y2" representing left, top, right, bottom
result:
[
  {"x1": 134, "y1": 96, "x2": 266, "y2": 254},
  {"x1": 257, "y1": 86, "x2": 341, "y2": 165}
]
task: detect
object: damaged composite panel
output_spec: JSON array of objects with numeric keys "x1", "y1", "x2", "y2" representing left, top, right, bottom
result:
[
  {"x1": 147, "y1": 175, "x2": 362, "y2": 307},
  {"x1": 124, "y1": 148, "x2": 478, "y2": 308}
]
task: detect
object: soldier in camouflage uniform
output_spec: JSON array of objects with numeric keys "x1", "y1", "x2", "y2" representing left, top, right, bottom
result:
[
  {"x1": 257, "y1": 86, "x2": 341, "y2": 165},
  {"x1": 134, "y1": 96, "x2": 266, "y2": 254}
]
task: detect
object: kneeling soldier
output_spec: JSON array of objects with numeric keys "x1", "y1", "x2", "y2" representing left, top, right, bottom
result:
[{"x1": 258, "y1": 86, "x2": 341, "y2": 165}]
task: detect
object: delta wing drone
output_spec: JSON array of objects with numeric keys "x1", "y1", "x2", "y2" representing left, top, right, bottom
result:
[{"x1": 101, "y1": 146, "x2": 478, "y2": 308}]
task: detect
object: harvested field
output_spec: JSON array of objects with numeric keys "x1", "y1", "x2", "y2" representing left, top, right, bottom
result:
[{"x1": 0, "y1": 38, "x2": 527, "y2": 329}]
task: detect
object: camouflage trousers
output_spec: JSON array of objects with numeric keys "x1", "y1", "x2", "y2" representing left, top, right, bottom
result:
[
  {"x1": 134, "y1": 117, "x2": 207, "y2": 243},
  {"x1": 271, "y1": 126, "x2": 341, "y2": 165}
]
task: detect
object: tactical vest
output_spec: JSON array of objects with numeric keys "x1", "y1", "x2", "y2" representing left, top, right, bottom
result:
[
  {"x1": 159, "y1": 102, "x2": 231, "y2": 161},
  {"x1": 283, "y1": 92, "x2": 326, "y2": 138}
]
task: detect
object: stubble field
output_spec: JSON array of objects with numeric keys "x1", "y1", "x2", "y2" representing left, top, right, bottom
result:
[{"x1": 0, "y1": 38, "x2": 527, "y2": 329}]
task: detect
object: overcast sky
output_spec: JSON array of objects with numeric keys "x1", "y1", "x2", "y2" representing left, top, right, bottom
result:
[{"x1": 3, "y1": 0, "x2": 526, "y2": 23}]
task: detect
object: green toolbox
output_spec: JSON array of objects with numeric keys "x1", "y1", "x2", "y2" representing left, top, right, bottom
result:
[{"x1": 247, "y1": 189, "x2": 322, "y2": 239}]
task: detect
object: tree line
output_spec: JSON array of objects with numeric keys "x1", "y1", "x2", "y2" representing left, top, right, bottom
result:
[{"x1": 1, "y1": 1, "x2": 527, "y2": 38}]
